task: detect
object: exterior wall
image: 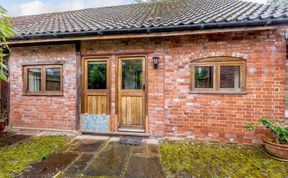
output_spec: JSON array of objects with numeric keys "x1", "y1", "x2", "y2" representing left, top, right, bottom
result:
[
  {"x1": 9, "y1": 44, "x2": 77, "y2": 130},
  {"x1": 8, "y1": 27, "x2": 287, "y2": 143},
  {"x1": 81, "y1": 28, "x2": 286, "y2": 143}
]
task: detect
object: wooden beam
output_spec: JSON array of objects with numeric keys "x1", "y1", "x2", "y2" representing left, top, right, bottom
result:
[
  {"x1": 7, "y1": 26, "x2": 276, "y2": 45},
  {"x1": 75, "y1": 41, "x2": 81, "y2": 130}
]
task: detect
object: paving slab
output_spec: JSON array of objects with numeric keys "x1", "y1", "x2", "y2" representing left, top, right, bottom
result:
[
  {"x1": 64, "y1": 154, "x2": 94, "y2": 175},
  {"x1": 0, "y1": 132, "x2": 12, "y2": 139},
  {"x1": 71, "y1": 139, "x2": 105, "y2": 153},
  {"x1": 84, "y1": 142, "x2": 131, "y2": 177},
  {"x1": 75, "y1": 135, "x2": 110, "y2": 140},
  {"x1": 0, "y1": 134, "x2": 31, "y2": 148},
  {"x1": 132, "y1": 144, "x2": 160, "y2": 156},
  {"x1": 110, "y1": 136, "x2": 121, "y2": 142},
  {"x1": 18, "y1": 152, "x2": 79, "y2": 178},
  {"x1": 124, "y1": 155, "x2": 164, "y2": 178},
  {"x1": 61, "y1": 139, "x2": 81, "y2": 152},
  {"x1": 142, "y1": 138, "x2": 160, "y2": 145}
]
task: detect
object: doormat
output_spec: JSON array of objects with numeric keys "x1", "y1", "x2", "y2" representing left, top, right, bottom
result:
[{"x1": 118, "y1": 137, "x2": 142, "y2": 146}]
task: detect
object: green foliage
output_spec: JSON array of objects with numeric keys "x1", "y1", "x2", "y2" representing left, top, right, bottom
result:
[
  {"x1": 0, "y1": 6, "x2": 15, "y2": 81},
  {"x1": 0, "y1": 136, "x2": 70, "y2": 178},
  {"x1": 245, "y1": 118, "x2": 288, "y2": 144},
  {"x1": 0, "y1": 7, "x2": 14, "y2": 46},
  {"x1": 160, "y1": 140, "x2": 288, "y2": 177}
]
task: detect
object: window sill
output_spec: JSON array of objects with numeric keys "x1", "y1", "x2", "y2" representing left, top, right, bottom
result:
[
  {"x1": 22, "y1": 92, "x2": 64, "y2": 96},
  {"x1": 189, "y1": 91, "x2": 247, "y2": 95}
]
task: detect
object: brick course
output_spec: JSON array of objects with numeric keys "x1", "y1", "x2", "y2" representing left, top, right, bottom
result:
[{"x1": 9, "y1": 27, "x2": 287, "y2": 143}]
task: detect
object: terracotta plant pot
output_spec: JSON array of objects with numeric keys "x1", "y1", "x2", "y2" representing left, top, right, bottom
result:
[
  {"x1": 263, "y1": 139, "x2": 288, "y2": 159},
  {"x1": 0, "y1": 122, "x2": 5, "y2": 133}
]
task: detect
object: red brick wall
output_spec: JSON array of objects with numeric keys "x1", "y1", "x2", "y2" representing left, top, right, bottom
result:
[
  {"x1": 163, "y1": 30, "x2": 286, "y2": 143},
  {"x1": 9, "y1": 44, "x2": 77, "y2": 130},
  {"x1": 162, "y1": 31, "x2": 286, "y2": 143},
  {"x1": 81, "y1": 28, "x2": 286, "y2": 143},
  {"x1": 9, "y1": 27, "x2": 287, "y2": 143}
]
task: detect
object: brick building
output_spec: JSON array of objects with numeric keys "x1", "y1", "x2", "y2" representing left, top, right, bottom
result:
[{"x1": 7, "y1": 0, "x2": 288, "y2": 143}]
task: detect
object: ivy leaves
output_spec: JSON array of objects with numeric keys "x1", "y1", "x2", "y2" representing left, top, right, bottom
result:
[{"x1": 0, "y1": 6, "x2": 15, "y2": 81}]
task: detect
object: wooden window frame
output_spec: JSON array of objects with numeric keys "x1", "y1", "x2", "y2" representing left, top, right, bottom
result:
[
  {"x1": 190, "y1": 57, "x2": 246, "y2": 94},
  {"x1": 23, "y1": 65, "x2": 63, "y2": 96}
]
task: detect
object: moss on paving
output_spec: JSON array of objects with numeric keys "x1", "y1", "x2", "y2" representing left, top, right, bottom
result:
[
  {"x1": 0, "y1": 136, "x2": 70, "y2": 178},
  {"x1": 160, "y1": 140, "x2": 288, "y2": 177}
]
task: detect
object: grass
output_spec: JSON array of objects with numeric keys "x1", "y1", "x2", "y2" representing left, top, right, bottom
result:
[
  {"x1": 0, "y1": 136, "x2": 70, "y2": 178},
  {"x1": 160, "y1": 140, "x2": 288, "y2": 177}
]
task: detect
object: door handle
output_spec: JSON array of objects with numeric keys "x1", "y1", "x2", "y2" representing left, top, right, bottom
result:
[{"x1": 142, "y1": 84, "x2": 145, "y2": 91}]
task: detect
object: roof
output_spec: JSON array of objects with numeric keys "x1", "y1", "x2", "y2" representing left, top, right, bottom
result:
[{"x1": 11, "y1": 0, "x2": 288, "y2": 40}]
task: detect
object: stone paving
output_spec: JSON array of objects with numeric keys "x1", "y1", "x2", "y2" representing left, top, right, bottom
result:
[
  {"x1": 0, "y1": 130, "x2": 164, "y2": 178},
  {"x1": 12, "y1": 134, "x2": 164, "y2": 178},
  {"x1": 60, "y1": 136, "x2": 164, "y2": 178}
]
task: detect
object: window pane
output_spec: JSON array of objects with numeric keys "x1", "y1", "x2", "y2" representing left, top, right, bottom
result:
[
  {"x1": 28, "y1": 68, "x2": 41, "y2": 91},
  {"x1": 46, "y1": 68, "x2": 61, "y2": 91},
  {"x1": 122, "y1": 60, "x2": 142, "y2": 89},
  {"x1": 195, "y1": 66, "x2": 213, "y2": 88},
  {"x1": 88, "y1": 61, "x2": 107, "y2": 89},
  {"x1": 220, "y1": 66, "x2": 240, "y2": 89}
]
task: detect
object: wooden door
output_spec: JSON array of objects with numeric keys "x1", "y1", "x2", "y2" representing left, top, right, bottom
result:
[
  {"x1": 118, "y1": 57, "x2": 145, "y2": 131},
  {"x1": 83, "y1": 58, "x2": 109, "y2": 115}
]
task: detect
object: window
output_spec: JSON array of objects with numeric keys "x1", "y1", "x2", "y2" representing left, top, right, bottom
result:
[
  {"x1": 190, "y1": 57, "x2": 245, "y2": 93},
  {"x1": 88, "y1": 61, "x2": 107, "y2": 90},
  {"x1": 194, "y1": 66, "x2": 213, "y2": 89},
  {"x1": 121, "y1": 59, "x2": 143, "y2": 90},
  {"x1": 23, "y1": 65, "x2": 63, "y2": 95}
]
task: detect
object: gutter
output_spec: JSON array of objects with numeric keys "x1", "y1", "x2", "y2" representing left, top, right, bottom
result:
[{"x1": 10, "y1": 18, "x2": 288, "y2": 40}]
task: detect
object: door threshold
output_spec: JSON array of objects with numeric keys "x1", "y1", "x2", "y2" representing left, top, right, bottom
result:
[
  {"x1": 114, "y1": 132, "x2": 149, "y2": 137},
  {"x1": 118, "y1": 127, "x2": 145, "y2": 133},
  {"x1": 79, "y1": 130, "x2": 149, "y2": 137}
]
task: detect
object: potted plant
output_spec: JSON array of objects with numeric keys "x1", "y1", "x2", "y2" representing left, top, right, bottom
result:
[
  {"x1": 0, "y1": 110, "x2": 8, "y2": 133},
  {"x1": 245, "y1": 118, "x2": 288, "y2": 159}
]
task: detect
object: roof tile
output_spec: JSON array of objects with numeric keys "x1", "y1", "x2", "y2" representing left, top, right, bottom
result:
[{"x1": 11, "y1": 0, "x2": 288, "y2": 38}]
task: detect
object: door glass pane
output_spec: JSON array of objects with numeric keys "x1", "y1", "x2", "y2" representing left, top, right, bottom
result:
[
  {"x1": 28, "y1": 68, "x2": 41, "y2": 91},
  {"x1": 122, "y1": 60, "x2": 142, "y2": 89},
  {"x1": 88, "y1": 61, "x2": 107, "y2": 89},
  {"x1": 195, "y1": 66, "x2": 213, "y2": 88},
  {"x1": 220, "y1": 66, "x2": 240, "y2": 89},
  {"x1": 46, "y1": 68, "x2": 61, "y2": 91}
]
